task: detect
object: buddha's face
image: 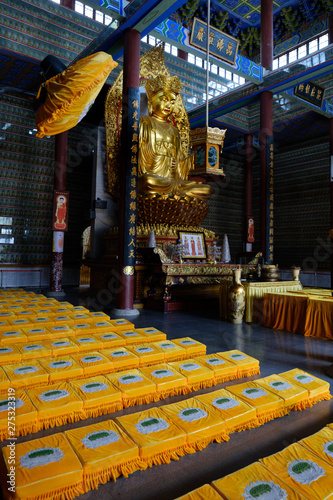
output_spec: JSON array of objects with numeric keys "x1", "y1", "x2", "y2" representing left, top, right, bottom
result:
[{"x1": 151, "y1": 91, "x2": 176, "y2": 119}]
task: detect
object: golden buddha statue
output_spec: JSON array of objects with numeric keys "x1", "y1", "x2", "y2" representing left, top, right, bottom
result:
[{"x1": 138, "y1": 74, "x2": 212, "y2": 200}]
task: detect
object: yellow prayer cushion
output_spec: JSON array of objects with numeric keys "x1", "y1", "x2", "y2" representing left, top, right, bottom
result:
[
  {"x1": 226, "y1": 380, "x2": 286, "y2": 424},
  {"x1": 213, "y1": 460, "x2": 307, "y2": 500},
  {"x1": 65, "y1": 419, "x2": 140, "y2": 489},
  {"x1": 22, "y1": 326, "x2": 52, "y2": 341},
  {"x1": 39, "y1": 355, "x2": 83, "y2": 383},
  {"x1": 89, "y1": 319, "x2": 118, "y2": 333},
  {"x1": 70, "y1": 351, "x2": 114, "y2": 377},
  {"x1": 69, "y1": 375, "x2": 122, "y2": 417},
  {"x1": 3, "y1": 361, "x2": 49, "y2": 390},
  {"x1": 256, "y1": 374, "x2": 309, "y2": 411},
  {"x1": 153, "y1": 340, "x2": 187, "y2": 362},
  {"x1": 88, "y1": 311, "x2": 110, "y2": 320},
  {"x1": 127, "y1": 344, "x2": 165, "y2": 367},
  {"x1": 71, "y1": 335, "x2": 104, "y2": 352},
  {"x1": 109, "y1": 318, "x2": 135, "y2": 331},
  {"x1": 172, "y1": 337, "x2": 206, "y2": 357},
  {"x1": 0, "y1": 390, "x2": 38, "y2": 440},
  {"x1": 48, "y1": 324, "x2": 75, "y2": 337},
  {"x1": 0, "y1": 320, "x2": 10, "y2": 333},
  {"x1": 0, "y1": 329, "x2": 27, "y2": 345},
  {"x1": 52, "y1": 314, "x2": 75, "y2": 326},
  {"x1": 70, "y1": 313, "x2": 94, "y2": 325},
  {"x1": 140, "y1": 363, "x2": 188, "y2": 397},
  {"x1": 27, "y1": 382, "x2": 84, "y2": 429},
  {"x1": 195, "y1": 354, "x2": 238, "y2": 384},
  {"x1": 71, "y1": 306, "x2": 90, "y2": 314},
  {"x1": 161, "y1": 397, "x2": 228, "y2": 451},
  {"x1": 0, "y1": 311, "x2": 16, "y2": 320},
  {"x1": 280, "y1": 368, "x2": 331, "y2": 403},
  {"x1": 0, "y1": 367, "x2": 10, "y2": 394},
  {"x1": 196, "y1": 388, "x2": 258, "y2": 433},
  {"x1": 31, "y1": 315, "x2": 55, "y2": 327},
  {"x1": 176, "y1": 484, "x2": 223, "y2": 500},
  {"x1": 7, "y1": 317, "x2": 33, "y2": 329},
  {"x1": 117, "y1": 329, "x2": 149, "y2": 345},
  {"x1": 103, "y1": 347, "x2": 140, "y2": 371},
  {"x1": 169, "y1": 359, "x2": 215, "y2": 391},
  {"x1": 93, "y1": 331, "x2": 125, "y2": 348},
  {"x1": 218, "y1": 350, "x2": 260, "y2": 378},
  {"x1": 106, "y1": 368, "x2": 157, "y2": 407},
  {"x1": 18, "y1": 341, "x2": 52, "y2": 361},
  {"x1": 261, "y1": 442, "x2": 333, "y2": 499},
  {"x1": 57, "y1": 301, "x2": 74, "y2": 308},
  {"x1": 0, "y1": 344, "x2": 22, "y2": 365},
  {"x1": 2, "y1": 432, "x2": 84, "y2": 499},
  {"x1": 43, "y1": 337, "x2": 79, "y2": 357},
  {"x1": 34, "y1": 307, "x2": 56, "y2": 316},
  {"x1": 13, "y1": 309, "x2": 38, "y2": 320},
  {"x1": 72, "y1": 323, "x2": 97, "y2": 335},
  {"x1": 115, "y1": 406, "x2": 187, "y2": 465},
  {"x1": 299, "y1": 426, "x2": 333, "y2": 468},
  {"x1": 134, "y1": 327, "x2": 167, "y2": 342}
]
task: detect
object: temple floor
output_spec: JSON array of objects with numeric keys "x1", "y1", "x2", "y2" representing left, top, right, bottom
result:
[{"x1": 1, "y1": 287, "x2": 333, "y2": 500}]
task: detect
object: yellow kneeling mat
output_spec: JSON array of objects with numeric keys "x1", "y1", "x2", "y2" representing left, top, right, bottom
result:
[
  {"x1": 69, "y1": 375, "x2": 122, "y2": 418},
  {"x1": 169, "y1": 359, "x2": 215, "y2": 391},
  {"x1": 134, "y1": 327, "x2": 166, "y2": 342},
  {"x1": 255, "y1": 374, "x2": 309, "y2": 411},
  {"x1": 172, "y1": 337, "x2": 206, "y2": 357},
  {"x1": 106, "y1": 368, "x2": 157, "y2": 407},
  {"x1": 195, "y1": 354, "x2": 238, "y2": 384},
  {"x1": 279, "y1": 368, "x2": 332, "y2": 404},
  {"x1": 140, "y1": 363, "x2": 189, "y2": 398},
  {"x1": 175, "y1": 484, "x2": 224, "y2": 500},
  {"x1": 218, "y1": 350, "x2": 260, "y2": 378},
  {"x1": 0, "y1": 390, "x2": 38, "y2": 440},
  {"x1": 127, "y1": 343, "x2": 165, "y2": 367},
  {"x1": 299, "y1": 426, "x2": 333, "y2": 468},
  {"x1": 39, "y1": 356, "x2": 83, "y2": 383},
  {"x1": 4, "y1": 361, "x2": 48, "y2": 390}
]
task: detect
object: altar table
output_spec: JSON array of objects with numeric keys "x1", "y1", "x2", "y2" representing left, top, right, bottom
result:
[{"x1": 219, "y1": 281, "x2": 303, "y2": 323}]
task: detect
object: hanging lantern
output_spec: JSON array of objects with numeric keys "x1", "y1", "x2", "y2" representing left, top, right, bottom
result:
[{"x1": 189, "y1": 126, "x2": 227, "y2": 177}]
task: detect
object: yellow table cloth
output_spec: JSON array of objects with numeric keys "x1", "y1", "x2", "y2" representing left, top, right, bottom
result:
[
  {"x1": 115, "y1": 406, "x2": 188, "y2": 467},
  {"x1": 134, "y1": 327, "x2": 167, "y2": 342},
  {"x1": 161, "y1": 397, "x2": 229, "y2": 452},
  {"x1": 22, "y1": 326, "x2": 52, "y2": 341},
  {"x1": 109, "y1": 318, "x2": 135, "y2": 331},
  {"x1": 39, "y1": 356, "x2": 84, "y2": 383},
  {"x1": 0, "y1": 390, "x2": 38, "y2": 439},
  {"x1": 69, "y1": 375, "x2": 122, "y2": 418},
  {"x1": 127, "y1": 344, "x2": 165, "y2": 367},
  {"x1": 299, "y1": 426, "x2": 333, "y2": 468},
  {"x1": 106, "y1": 368, "x2": 157, "y2": 407},
  {"x1": 70, "y1": 351, "x2": 114, "y2": 377},
  {"x1": 71, "y1": 335, "x2": 104, "y2": 352},
  {"x1": 304, "y1": 297, "x2": 333, "y2": 339},
  {"x1": 0, "y1": 344, "x2": 22, "y2": 365},
  {"x1": 256, "y1": 374, "x2": 309, "y2": 411},
  {"x1": 18, "y1": 341, "x2": 52, "y2": 361},
  {"x1": 0, "y1": 366, "x2": 10, "y2": 394},
  {"x1": 1, "y1": 432, "x2": 84, "y2": 500},
  {"x1": 43, "y1": 337, "x2": 79, "y2": 357},
  {"x1": 117, "y1": 329, "x2": 150, "y2": 344},
  {"x1": 169, "y1": 359, "x2": 215, "y2": 391},
  {"x1": 263, "y1": 292, "x2": 308, "y2": 334},
  {"x1": 140, "y1": 363, "x2": 189, "y2": 398},
  {"x1": 65, "y1": 419, "x2": 142, "y2": 491},
  {"x1": 172, "y1": 337, "x2": 206, "y2": 357},
  {"x1": 93, "y1": 331, "x2": 125, "y2": 348},
  {"x1": 196, "y1": 388, "x2": 258, "y2": 433},
  {"x1": 293, "y1": 288, "x2": 332, "y2": 296},
  {"x1": 280, "y1": 368, "x2": 331, "y2": 404},
  {"x1": 48, "y1": 324, "x2": 75, "y2": 338},
  {"x1": 195, "y1": 354, "x2": 238, "y2": 384},
  {"x1": 153, "y1": 340, "x2": 187, "y2": 362},
  {"x1": 218, "y1": 350, "x2": 260, "y2": 378},
  {"x1": 27, "y1": 382, "x2": 84, "y2": 429},
  {"x1": 226, "y1": 380, "x2": 287, "y2": 424},
  {"x1": 176, "y1": 484, "x2": 224, "y2": 500},
  {"x1": 0, "y1": 329, "x2": 27, "y2": 345},
  {"x1": 261, "y1": 442, "x2": 333, "y2": 500},
  {"x1": 103, "y1": 347, "x2": 140, "y2": 371},
  {"x1": 213, "y1": 460, "x2": 307, "y2": 500},
  {"x1": 4, "y1": 361, "x2": 49, "y2": 390}
]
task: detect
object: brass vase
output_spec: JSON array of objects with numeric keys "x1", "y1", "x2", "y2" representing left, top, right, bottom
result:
[{"x1": 228, "y1": 269, "x2": 246, "y2": 324}]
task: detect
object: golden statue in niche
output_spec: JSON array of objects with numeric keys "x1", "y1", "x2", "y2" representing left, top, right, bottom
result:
[{"x1": 138, "y1": 74, "x2": 212, "y2": 200}]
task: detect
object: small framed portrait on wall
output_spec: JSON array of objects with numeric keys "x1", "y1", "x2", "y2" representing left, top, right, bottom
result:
[{"x1": 179, "y1": 232, "x2": 206, "y2": 259}]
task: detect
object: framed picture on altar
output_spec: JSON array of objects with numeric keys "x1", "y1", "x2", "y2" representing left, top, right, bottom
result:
[{"x1": 179, "y1": 232, "x2": 206, "y2": 259}]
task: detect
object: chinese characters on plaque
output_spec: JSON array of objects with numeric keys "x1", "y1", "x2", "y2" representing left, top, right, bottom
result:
[
  {"x1": 266, "y1": 138, "x2": 274, "y2": 265},
  {"x1": 190, "y1": 18, "x2": 239, "y2": 65},
  {"x1": 294, "y1": 81, "x2": 325, "y2": 107},
  {"x1": 123, "y1": 89, "x2": 140, "y2": 267}
]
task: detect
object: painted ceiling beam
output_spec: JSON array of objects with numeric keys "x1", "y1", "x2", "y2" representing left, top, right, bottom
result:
[
  {"x1": 72, "y1": 0, "x2": 188, "y2": 62},
  {"x1": 189, "y1": 46, "x2": 333, "y2": 127}
]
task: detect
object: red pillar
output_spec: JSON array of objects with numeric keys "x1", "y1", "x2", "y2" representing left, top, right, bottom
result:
[
  {"x1": 260, "y1": 91, "x2": 273, "y2": 258},
  {"x1": 330, "y1": 119, "x2": 333, "y2": 290},
  {"x1": 244, "y1": 133, "x2": 253, "y2": 249},
  {"x1": 49, "y1": 131, "x2": 67, "y2": 294},
  {"x1": 261, "y1": 0, "x2": 273, "y2": 71},
  {"x1": 116, "y1": 28, "x2": 141, "y2": 314}
]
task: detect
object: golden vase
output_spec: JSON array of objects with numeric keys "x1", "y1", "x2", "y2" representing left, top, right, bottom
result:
[{"x1": 228, "y1": 269, "x2": 246, "y2": 324}]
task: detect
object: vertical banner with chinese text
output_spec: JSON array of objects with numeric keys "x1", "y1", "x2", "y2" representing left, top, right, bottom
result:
[
  {"x1": 123, "y1": 87, "x2": 140, "y2": 268},
  {"x1": 265, "y1": 136, "x2": 274, "y2": 265}
]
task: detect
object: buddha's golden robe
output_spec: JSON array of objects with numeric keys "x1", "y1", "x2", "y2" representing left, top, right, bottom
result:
[{"x1": 138, "y1": 116, "x2": 211, "y2": 199}]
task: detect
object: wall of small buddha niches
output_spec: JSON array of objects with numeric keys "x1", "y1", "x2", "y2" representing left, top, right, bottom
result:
[
  {"x1": 201, "y1": 149, "x2": 245, "y2": 258},
  {"x1": 253, "y1": 138, "x2": 330, "y2": 270},
  {"x1": 0, "y1": 93, "x2": 54, "y2": 265}
]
